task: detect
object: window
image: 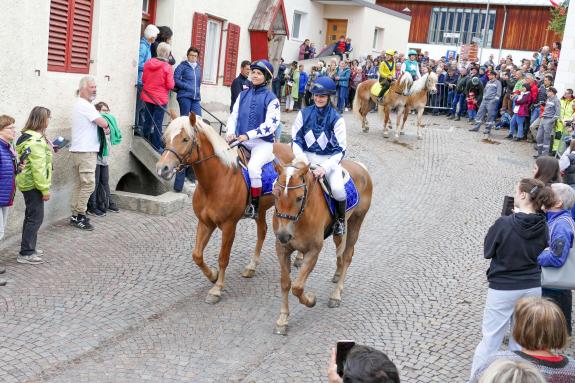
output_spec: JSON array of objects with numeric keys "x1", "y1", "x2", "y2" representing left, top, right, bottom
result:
[
  {"x1": 203, "y1": 19, "x2": 223, "y2": 84},
  {"x1": 292, "y1": 11, "x2": 305, "y2": 39},
  {"x1": 427, "y1": 7, "x2": 496, "y2": 47},
  {"x1": 372, "y1": 28, "x2": 384, "y2": 50},
  {"x1": 48, "y1": 0, "x2": 94, "y2": 73}
]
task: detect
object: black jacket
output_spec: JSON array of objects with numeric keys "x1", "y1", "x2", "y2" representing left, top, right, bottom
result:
[
  {"x1": 230, "y1": 74, "x2": 251, "y2": 112},
  {"x1": 484, "y1": 212, "x2": 548, "y2": 290}
]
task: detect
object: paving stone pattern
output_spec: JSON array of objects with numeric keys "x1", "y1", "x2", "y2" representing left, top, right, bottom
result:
[{"x1": 0, "y1": 114, "x2": 573, "y2": 382}]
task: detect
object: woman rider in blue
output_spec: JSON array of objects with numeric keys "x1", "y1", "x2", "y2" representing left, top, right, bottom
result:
[
  {"x1": 225, "y1": 60, "x2": 280, "y2": 219},
  {"x1": 291, "y1": 77, "x2": 348, "y2": 235}
]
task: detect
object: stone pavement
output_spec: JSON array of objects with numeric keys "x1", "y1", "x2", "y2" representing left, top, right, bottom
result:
[{"x1": 0, "y1": 112, "x2": 573, "y2": 383}]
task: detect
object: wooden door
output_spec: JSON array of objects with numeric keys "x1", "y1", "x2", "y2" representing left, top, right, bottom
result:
[{"x1": 325, "y1": 19, "x2": 348, "y2": 46}]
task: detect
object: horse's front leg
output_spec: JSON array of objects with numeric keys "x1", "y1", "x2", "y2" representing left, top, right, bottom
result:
[
  {"x1": 396, "y1": 106, "x2": 406, "y2": 139},
  {"x1": 417, "y1": 107, "x2": 425, "y2": 140},
  {"x1": 206, "y1": 221, "x2": 237, "y2": 304},
  {"x1": 382, "y1": 105, "x2": 390, "y2": 138},
  {"x1": 192, "y1": 219, "x2": 217, "y2": 282},
  {"x1": 291, "y1": 246, "x2": 322, "y2": 308},
  {"x1": 274, "y1": 241, "x2": 294, "y2": 335},
  {"x1": 242, "y1": 208, "x2": 267, "y2": 278}
]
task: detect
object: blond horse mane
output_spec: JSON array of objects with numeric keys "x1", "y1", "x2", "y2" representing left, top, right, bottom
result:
[
  {"x1": 163, "y1": 116, "x2": 238, "y2": 168},
  {"x1": 408, "y1": 72, "x2": 438, "y2": 95}
]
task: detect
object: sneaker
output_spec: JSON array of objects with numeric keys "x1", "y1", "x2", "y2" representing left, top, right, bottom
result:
[
  {"x1": 87, "y1": 208, "x2": 106, "y2": 217},
  {"x1": 483, "y1": 129, "x2": 491, "y2": 135},
  {"x1": 107, "y1": 205, "x2": 120, "y2": 213},
  {"x1": 454, "y1": 116, "x2": 461, "y2": 121},
  {"x1": 469, "y1": 126, "x2": 480, "y2": 132},
  {"x1": 17, "y1": 254, "x2": 44, "y2": 265},
  {"x1": 446, "y1": 115, "x2": 454, "y2": 120},
  {"x1": 505, "y1": 134, "x2": 513, "y2": 139},
  {"x1": 35, "y1": 249, "x2": 44, "y2": 256},
  {"x1": 71, "y1": 215, "x2": 94, "y2": 231},
  {"x1": 344, "y1": 108, "x2": 349, "y2": 112}
]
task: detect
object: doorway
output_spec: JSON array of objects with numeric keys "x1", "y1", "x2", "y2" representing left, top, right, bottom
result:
[
  {"x1": 141, "y1": 0, "x2": 157, "y2": 36},
  {"x1": 325, "y1": 19, "x2": 348, "y2": 46}
]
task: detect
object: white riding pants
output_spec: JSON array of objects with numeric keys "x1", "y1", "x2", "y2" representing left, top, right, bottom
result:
[
  {"x1": 306, "y1": 153, "x2": 346, "y2": 201},
  {"x1": 243, "y1": 139, "x2": 274, "y2": 189},
  {"x1": 470, "y1": 287, "x2": 541, "y2": 378}
]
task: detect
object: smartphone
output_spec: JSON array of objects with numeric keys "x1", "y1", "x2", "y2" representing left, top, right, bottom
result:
[
  {"x1": 336, "y1": 340, "x2": 356, "y2": 377},
  {"x1": 19, "y1": 147, "x2": 31, "y2": 164},
  {"x1": 501, "y1": 195, "x2": 515, "y2": 216}
]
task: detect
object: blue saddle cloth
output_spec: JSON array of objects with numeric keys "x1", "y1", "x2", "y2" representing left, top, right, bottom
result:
[
  {"x1": 323, "y1": 178, "x2": 360, "y2": 216},
  {"x1": 241, "y1": 161, "x2": 278, "y2": 195}
]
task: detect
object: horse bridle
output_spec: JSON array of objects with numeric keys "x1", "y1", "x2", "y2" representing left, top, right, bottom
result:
[
  {"x1": 274, "y1": 176, "x2": 308, "y2": 222},
  {"x1": 163, "y1": 127, "x2": 220, "y2": 172}
]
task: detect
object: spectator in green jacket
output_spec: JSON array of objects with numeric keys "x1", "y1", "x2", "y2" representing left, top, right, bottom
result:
[{"x1": 15, "y1": 107, "x2": 53, "y2": 265}]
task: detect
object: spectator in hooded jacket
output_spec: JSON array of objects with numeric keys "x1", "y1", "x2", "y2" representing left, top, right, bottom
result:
[
  {"x1": 141, "y1": 42, "x2": 175, "y2": 152},
  {"x1": 0, "y1": 115, "x2": 17, "y2": 286},
  {"x1": 538, "y1": 183, "x2": 575, "y2": 335},
  {"x1": 470, "y1": 178, "x2": 552, "y2": 378},
  {"x1": 174, "y1": 47, "x2": 202, "y2": 118},
  {"x1": 15, "y1": 107, "x2": 53, "y2": 265},
  {"x1": 507, "y1": 85, "x2": 531, "y2": 141},
  {"x1": 136, "y1": 24, "x2": 159, "y2": 133}
]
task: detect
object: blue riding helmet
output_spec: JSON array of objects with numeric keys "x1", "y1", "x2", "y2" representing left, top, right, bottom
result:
[
  {"x1": 310, "y1": 77, "x2": 336, "y2": 95},
  {"x1": 250, "y1": 60, "x2": 274, "y2": 81}
]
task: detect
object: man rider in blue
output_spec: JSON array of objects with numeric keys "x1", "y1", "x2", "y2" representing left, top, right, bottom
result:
[
  {"x1": 291, "y1": 77, "x2": 348, "y2": 236},
  {"x1": 225, "y1": 60, "x2": 280, "y2": 219}
]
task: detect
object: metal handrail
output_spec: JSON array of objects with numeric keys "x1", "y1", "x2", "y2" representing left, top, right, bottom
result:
[{"x1": 200, "y1": 105, "x2": 227, "y2": 135}]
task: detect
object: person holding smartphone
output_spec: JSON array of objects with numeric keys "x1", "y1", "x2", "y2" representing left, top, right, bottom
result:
[
  {"x1": 327, "y1": 343, "x2": 400, "y2": 383},
  {"x1": 15, "y1": 107, "x2": 53, "y2": 265}
]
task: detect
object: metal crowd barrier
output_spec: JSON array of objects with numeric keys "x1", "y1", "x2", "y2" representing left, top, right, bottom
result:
[{"x1": 424, "y1": 83, "x2": 453, "y2": 112}]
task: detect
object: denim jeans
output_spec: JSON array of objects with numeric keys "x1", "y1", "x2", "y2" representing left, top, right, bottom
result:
[
  {"x1": 467, "y1": 109, "x2": 477, "y2": 120},
  {"x1": 509, "y1": 115, "x2": 526, "y2": 138},
  {"x1": 143, "y1": 102, "x2": 167, "y2": 152},
  {"x1": 134, "y1": 85, "x2": 146, "y2": 133},
  {"x1": 451, "y1": 92, "x2": 466, "y2": 116},
  {"x1": 531, "y1": 106, "x2": 541, "y2": 122},
  {"x1": 337, "y1": 86, "x2": 348, "y2": 112},
  {"x1": 177, "y1": 97, "x2": 202, "y2": 117}
]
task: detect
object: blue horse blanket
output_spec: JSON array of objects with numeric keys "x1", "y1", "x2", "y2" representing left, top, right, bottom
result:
[{"x1": 323, "y1": 177, "x2": 360, "y2": 216}]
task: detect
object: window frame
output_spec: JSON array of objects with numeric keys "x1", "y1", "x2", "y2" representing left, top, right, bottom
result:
[
  {"x1": 292, "y1": 11, "x2": 306, "y2": 40},
  {"x1": 427, "y1": 7, "x2": 496, "y2": 47},
  {"x1": 202, "y1": 17, "x2": 224, "y2": 85}
]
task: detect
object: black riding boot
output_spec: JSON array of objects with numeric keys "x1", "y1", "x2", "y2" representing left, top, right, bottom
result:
[
  {"x1": 333, "y1": 200, "x2": 347, "y2": 236},
  {"x1": 377, "y1": 79, "x2": 391, "y2": 103}
]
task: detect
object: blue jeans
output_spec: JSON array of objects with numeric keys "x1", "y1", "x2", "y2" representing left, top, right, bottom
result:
[
  {"x1": 337, "y1": 86, "x2": 348, "y2": 112},
  {"x1": 509, "y1": 115, "x2": 526, "y2": 138},
  {"x1": 531, "y1": 106, "x2": 540, "y2": 122},
  {"x1": 467, "y1": 109, "x2": 477, "y2": 120},
  {"x1": 143, "y1": 102, "x2": 166, "y2": 152},
  {"x1": 177, "y1": 97, "x2": 202, "y2": 117},
  {"x1": 451, "y1": 92, "x2": 466, "y2": 116},
  {"x1": 134, "y1": 85, "x2": 146, "y2": 133}
]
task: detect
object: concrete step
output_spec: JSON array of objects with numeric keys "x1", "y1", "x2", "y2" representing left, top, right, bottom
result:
[
  {"x1": 130, "y1": 136, "x2": 194, "y2": 196},
  {"x1": 112, "y1": 191, "x2": 189, "y2": 216}
]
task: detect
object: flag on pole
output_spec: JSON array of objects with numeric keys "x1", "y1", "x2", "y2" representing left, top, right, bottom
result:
[{"x1": 550, "y1": 0, "x2": 560, "y2": 8}]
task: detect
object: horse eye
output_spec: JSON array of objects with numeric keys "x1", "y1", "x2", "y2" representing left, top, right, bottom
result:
[
  {"x1": 296, "y1": 196, "x2": 304, "y2": 202},
  {"x1": 183, "y1": 137, "x2": 190, "y2": 142}
]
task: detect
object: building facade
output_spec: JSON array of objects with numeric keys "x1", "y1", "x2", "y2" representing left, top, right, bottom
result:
[{"x1": 377, "y1": 0, "x2": 562, "y2": 63}]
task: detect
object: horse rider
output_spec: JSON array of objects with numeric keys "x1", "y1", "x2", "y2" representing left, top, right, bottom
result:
[
  {"x1": 291, "y1": 77, "x2": 348, "y2": 236},
  {"x1": 377, "y1": 49, "x2": 396, "y2": 103},
  {"x1": 225, "y1": 59, "x2": 281, "y2": 219},
  {"x1": 401, "y1": 50, "x2": 421, "y2": 80}
]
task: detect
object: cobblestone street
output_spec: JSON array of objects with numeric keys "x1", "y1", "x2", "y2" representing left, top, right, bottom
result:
[{"x1": 1, "y1": 112, "x2": 573, "y2": 383}]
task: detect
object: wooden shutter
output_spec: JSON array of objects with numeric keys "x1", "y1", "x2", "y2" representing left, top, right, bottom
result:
[
  {"x1": 47, "y1": 0, "x2": 94, "y2": 73},
  {"x1": 48, "y1": 0, "x2": 70, "y2": 71},
  {"x1": 223, "y1": 23, "x2": 240, "y2": 87},
  {"x1": 191, "y1": 12, "x2": 208, "y2": 69}
]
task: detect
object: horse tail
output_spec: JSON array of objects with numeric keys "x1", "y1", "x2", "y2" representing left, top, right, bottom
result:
[{"x1": 353, "y1": 81, "x2": 365, "y2": 119}]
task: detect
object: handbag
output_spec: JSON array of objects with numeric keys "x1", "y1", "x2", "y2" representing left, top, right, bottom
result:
[{"x1": 541, "y1": 217, "x2": 575, "y2": 289}]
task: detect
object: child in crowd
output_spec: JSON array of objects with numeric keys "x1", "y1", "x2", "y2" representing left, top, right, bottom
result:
[
  {"x1": 15, "y1": 107, "x2": 53, "y2": 265},
  {"x1": 467, "y1": 91, "x2": 478, "y2": 122},
  {"x1": 0, "y1": 115, "x2": 17, "y2": 285},
  {"x1": 495, "y1": 109, "x2": 511, "y2": 130},
  {"x1": 308, "y1": 43, "x2": 316, "y2": 59}
]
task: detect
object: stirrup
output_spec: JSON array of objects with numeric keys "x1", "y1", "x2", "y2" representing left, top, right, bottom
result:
[
  {"x1": 244, "y1": 204, "x2": 257, "y2": 219},
  {"x1": 333, "y1": 219, "x2": 346, "y2": 236}
]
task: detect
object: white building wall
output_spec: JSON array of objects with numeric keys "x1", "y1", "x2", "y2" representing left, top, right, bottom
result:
[
  {"x1": 0, "y1": 0, "x2": 141, "y2": 237},
  {"x1": 554, "y1": 5, "x2": 575, "y2": 96},
  {"x1": 283, "y1": 0, "x2": 325, "y2": 61}
]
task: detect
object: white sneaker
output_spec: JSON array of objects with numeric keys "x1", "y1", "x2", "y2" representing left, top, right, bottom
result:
[
  {"x1": 344, "y1": 108, "x2": 349, "y2": 112},
  {"x1": 17, "y1": 254, "x2": 44, "y2": 265},
  {"x1": 36, "y1": 249, "x2": 44, "y2": 256}
]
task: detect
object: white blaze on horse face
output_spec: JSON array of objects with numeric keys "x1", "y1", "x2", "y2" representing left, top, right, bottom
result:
[{"x1": 284, "y1": 166, "x2": 296, "y2": 196}]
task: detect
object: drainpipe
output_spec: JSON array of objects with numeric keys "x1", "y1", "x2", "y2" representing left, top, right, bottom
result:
[
  {"x1": 498, "y1": 5, "x2": 507, "y2": 63},
  {"x1": 479, "y1": 0, "x2": 490, "y2": 65}
]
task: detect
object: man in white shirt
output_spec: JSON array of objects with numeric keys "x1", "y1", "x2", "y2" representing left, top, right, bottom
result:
[{"x1": 69, "y1": 76, "x2": 109, "y2": 231}]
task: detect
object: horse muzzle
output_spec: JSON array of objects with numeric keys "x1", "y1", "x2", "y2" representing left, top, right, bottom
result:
[
  {"x1": 156, "y1": 164, "x2": 177, "y2": 180},
  {"x1": 276, "y1": 229, "x2": 293, "y2": 245}
]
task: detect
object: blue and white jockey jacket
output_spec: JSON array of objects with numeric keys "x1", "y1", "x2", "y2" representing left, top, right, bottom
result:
[{"x1": 228, "y1": 84, "x2": 279, "y2": 143}]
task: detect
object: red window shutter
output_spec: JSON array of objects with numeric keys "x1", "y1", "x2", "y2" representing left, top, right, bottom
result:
[
  {"x1": 223, "y1": 23, "x2": 240, "y2": 87},
  {"x1": 47, "y1": 0, "x2": 93, "y2": 74},
  {"x1": 191, "y1": 12, "x2": 208, "y2": 69},
  {"x1": 48, "y1": 0, "x2": 70, "y2": 71},
  {"x1": 68, "y1": 0, "x2": 94, "y2": 73}
]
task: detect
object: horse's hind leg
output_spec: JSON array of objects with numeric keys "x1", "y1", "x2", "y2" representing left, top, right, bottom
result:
[
  {"x1": 291, "y1": 248, "x2": 321, "y2": 308},
  {"x1": 192, "y1": 220, "x2": 218, "y2": 282},
  {"x1": 242, "y1": 211, "x2": 267, "y2": 278},
  {"x1": 274, "y1": 241, "x2": 294, "y2": 335},
  {"x1": 328, "y1": 213, "x2": 366, "y2": 308},
  {"x1": 206, "y1": 221, "x2": 237, "y2": 304}
]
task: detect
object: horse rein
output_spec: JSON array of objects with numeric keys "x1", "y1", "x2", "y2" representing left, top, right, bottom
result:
[{"x1": 163, "y1": 128, "x2": 227, "y2": 172}]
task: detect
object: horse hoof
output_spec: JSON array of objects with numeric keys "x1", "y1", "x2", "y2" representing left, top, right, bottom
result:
[
  {"x1": 328, "y1": 298, "x2": 341, "y2": 308},
  {"x1": 241, "y1": 268, "x2": 256, "y2": 278},
  {"x1": 331, "y1": 274, "x2": 340, "y2": 283},
  {"x1": 205, "y1": 293, "x2": 221, "y2": 304},
  {"x1": 305, "y1": 293, "x2": 317, "y2": 308},
  {"x1": 417, "y1": 135, "x2": 423, "y2": 140},
  {"x1": 362, "y1": 128, "x2": 369, "y2": 133},
  {"x1": 383, "y1": 133, "x2": 389, "y2": 138},
  {"x1": 293, "y1": 257, "x2": 303, "y2": 269},
  {"x1": 274, "y1": 325, "x2": 288, "y2": 336}
]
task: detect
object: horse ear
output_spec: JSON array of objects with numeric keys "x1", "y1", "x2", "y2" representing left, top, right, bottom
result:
[
  {"x1": 273, "y1": 159, "x2": 283, "y2": 175},
  {"x1": 189, "y1": 112, "x2": 196, "y2": 127},
  {"x1": 168, "y1": 108, "x2": 178, "y2": 121}
]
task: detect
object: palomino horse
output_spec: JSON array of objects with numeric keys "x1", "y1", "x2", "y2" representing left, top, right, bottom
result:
[
  {"x1": 400, "y1": 72, "x2": 438, "y2": 139},
  {"x1": 272, "y1": 160, "x2": 373, "y2": 335},
  {"x1": 156, "y1": 113, "x2": 293, "y2": 304},
  {"x1": 352, "y1": 72, "x2": 413, "y2": 135}
]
